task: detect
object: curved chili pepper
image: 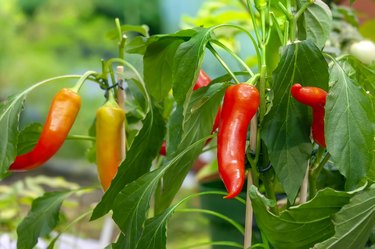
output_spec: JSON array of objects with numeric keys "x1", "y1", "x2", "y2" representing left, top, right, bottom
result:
[
  {"x1": 96, "y1": 96, "x2": 125, "y2": 191},
  {"x1": 218, "y1": 83, "x2": 260, "y2": 198},
  {"x1": 291, "y1": 83, "x2": 327, "y2": 147},
  {"x1": 159, "y1": 69, "x2": 220, "y2": 156},
  {"x1": 9, "y1": 88, "x2": 81, "y2": 171}
]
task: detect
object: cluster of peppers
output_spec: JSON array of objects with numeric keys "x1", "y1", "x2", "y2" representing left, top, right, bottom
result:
[
  {"x1": 9, "y1": 85, "x2": 125, "y2": 191},
  {"x1": 8, "y1": 72, "x2": 328, "y2": 197}
]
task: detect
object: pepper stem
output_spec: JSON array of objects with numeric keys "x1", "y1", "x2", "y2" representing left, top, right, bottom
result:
[{"x1": 70, "y1": 71, "x2": 98, "y2": 93}]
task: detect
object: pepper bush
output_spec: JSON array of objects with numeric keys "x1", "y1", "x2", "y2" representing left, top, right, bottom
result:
[{"x1": 1, "y1": 0, "x2": 375, "y2": 248}]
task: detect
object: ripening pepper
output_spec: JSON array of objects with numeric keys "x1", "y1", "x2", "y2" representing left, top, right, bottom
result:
[
  {"x1": 290, "y1": 83, "x2": 327, "y2": 147},
  {"x1": 10, "y1": 88, "x2": 81, "y2": 171},
  {"x1": 217, "y1": 83, "x2": 260, "y2": 198},
  {"x1": 96, "y1": 95, "x2": 125, "y2": 191}
]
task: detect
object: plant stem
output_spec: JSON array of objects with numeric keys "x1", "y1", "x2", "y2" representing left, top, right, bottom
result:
[
  {"x1": 258, "y1": 64, "x2": 267, "y2": 122},
  {"x1": 294, "y1": 0, "x2": 314, "y2": 21},
  {"x1": 177, "y1": 208, "x2": 244, "y2": 235},
  {"x1": 210, "y1": 40, "x2": 255, "y2": 77},
  {"x1": 207, "y1": 43, "x2": 240, "y2": 84},
  {"x1": 211, "y1": 24, "x2": 261, "y2": 66},
  {"x1": 308, "y1": 148, "x2": 330, "y2": 199},
  {"x1": 246, "y1": 0, "x2": 262, "y2": 46},
  {"x1": 116, "y1": 66, "x2": 127, "y2": 159},
  {"x1": 66, "y1": 135, "x2": 96, "y2": 141},
  {"x1": 244, "y1": 171, "x2": 254, "y2": 249},
  {"x1": 115, "y1": 18, "x2": 127, "y2": 59},
  {"x1": 70, "y1": 71, "x2": 98, "y2": 93},
  {"x1": 263, "y1": 170, "x2": 278, "y2": 214}
]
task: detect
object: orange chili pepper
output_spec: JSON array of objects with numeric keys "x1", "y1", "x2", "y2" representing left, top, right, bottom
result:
[{"x1": 10, "y1": 88, "x2": 81, "y2": 171}]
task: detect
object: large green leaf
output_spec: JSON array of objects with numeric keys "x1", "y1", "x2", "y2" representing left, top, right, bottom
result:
[
  {"x1": 0, "y1": 95, "x2": 25, "y2": 176},
  {"x1": 144, "y1": 38, "x2": 184, "y2": 102},
  {"x1": 298, "y1": 0, "x2": 332, "y2": 49},
  {"x1": 326, "y1": 62, "x2": 375, "y2": 190},
  {"x1": 314, "y1": 185, "x2": 375, "y2": 249},
  {"x1": 17, "y1": 191, "x2": 72, "y2": 249},
  {"x1": 250, "y1": 186, "x2": 352, "y2": 249},
  {"x1": 261, "y1": 40, "x2": 329, "y2": 203},
  {"x1": 112, "y1": 168, "x2": 162, "y2": 249},
  {"x1": 167, "y1": 27, "x2": 212, "y2": 154},
  {"x1": 111, "y1": 130, "x2": 211, "y2": 248},
  {"x1": 155, "y1": 82, "x2": 227, "y2": 214},
  {"x1": 91, "y1": 103, "x2": 165, "y2": 220}
]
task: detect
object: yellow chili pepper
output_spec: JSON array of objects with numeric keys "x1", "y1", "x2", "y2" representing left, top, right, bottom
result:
[{"x1": 96, "y1": 94, "x2": 125, "y2": 191}]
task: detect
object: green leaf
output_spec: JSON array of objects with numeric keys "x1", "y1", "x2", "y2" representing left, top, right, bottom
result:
[
  {"x1": 91, "y1": 103, "x2": 165, "y2": 220},
  {"x1": 261, "y1": 40, "x2": 329, "y2": 203},
  {"x1": 17, "y1": 123, "x2": 42, "y2": 155},
  {"x1": 250, "y1": 186, "x2": 352, "y2": 249},
  {"x1": 314, "y1": 185, "x2": 375, "y2": 249},
  {"x1": 17, "y1": 191, "x2": 72, "y2": 249},
  {"x1": 0, "y1": 94, "x2": 25, "y2": 176},
  {"x1": 167, "y1": 27, "x2": 212, "y2": 155},
  {"x1": 155, "y1": 82, "x2": 227, "y2": 213},
  {"x1": 111, "y1": 129, "x2": 212, "y2": 248},
  {"x1": 172, "y1": 28, "x2": 211, "y2": 104},
  {"x1": 342, "y1": 55, "x2": 375, "y2": 98},
  {"x1": 298, "y1": 0, "x2": 332, "y2": 49},
  {"x1": 112, "y1": 168, "x2": 162, "y2": 249},
  {"x1": 265, "y1": 25, "x2": 283, "y2": 76},
  {"x1": 144, "y1": 38, "x2": 184, "y2": 102},
  {"x1": 326, "y1": 61, "x2": 375, "y2": 190}
]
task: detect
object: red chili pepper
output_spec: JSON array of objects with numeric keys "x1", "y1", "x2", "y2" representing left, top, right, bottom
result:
[
  {"x1": 160, "y1": 70, "x2": 220, "y2": 156},
  {"x1": 290, "y1": 83, "x2": 327, "y2": 147},
  {"x1": 10, "y1": 88, "x2": 81, "y2": 171},
  {"x1": 218, "y1": 83, "x2": 260, "y2": 198}
]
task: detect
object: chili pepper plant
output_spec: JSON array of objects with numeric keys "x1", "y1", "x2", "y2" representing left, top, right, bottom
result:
[{"x1": 1, "y1": 0, "x2": 375, "y2": 248}]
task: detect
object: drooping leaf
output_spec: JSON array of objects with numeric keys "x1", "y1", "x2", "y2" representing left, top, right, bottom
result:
[
  {"x1": 17, "y1": 191, "x2": 72, "y2": 249},
  {"x1": 0, "y1": 95, "x2": 25, "y2": 176},
  {"x1": 172, "y1": 27, "x2": 211, "y2": 104},
  {"x1": 298, "y1": 0, "x2": 332, "y2": 49},
  {"x1": 326, "y1": 61, "x2": 375, "y2": 190},
  {"x1": 250, "y1": 186, "x2": 352, "y2": 249},
  {"x1": 155, "y1": 82, "x2": 227, "y2": 214},
  {"x1": 17, "y1": 123, "x2": 42, "y2": 155},
  {"x1": 314, "y1": 185, "x2": 375, "y2": 249},
  {"x1": 167, "y1": 27, "x2": 212, "y2": 154},
  {"x1": 144, "y1": 38, "x2": 184, "y2": 102},
  {"x1": 91, "y1": 103, "x2": 165, "y2": 220},
  {"x1": 261, "y1": 40, "x2": 329, "y2": 203}
]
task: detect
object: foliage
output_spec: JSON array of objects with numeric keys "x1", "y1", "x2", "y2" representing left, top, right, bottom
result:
[{"x1": 0, "y1": 0, "x2": 374, "y2": 248}]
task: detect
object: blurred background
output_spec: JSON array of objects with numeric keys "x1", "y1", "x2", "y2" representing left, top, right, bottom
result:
[{"x1": 0, "y1": 0, "x2": 374, "y2": 248}]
